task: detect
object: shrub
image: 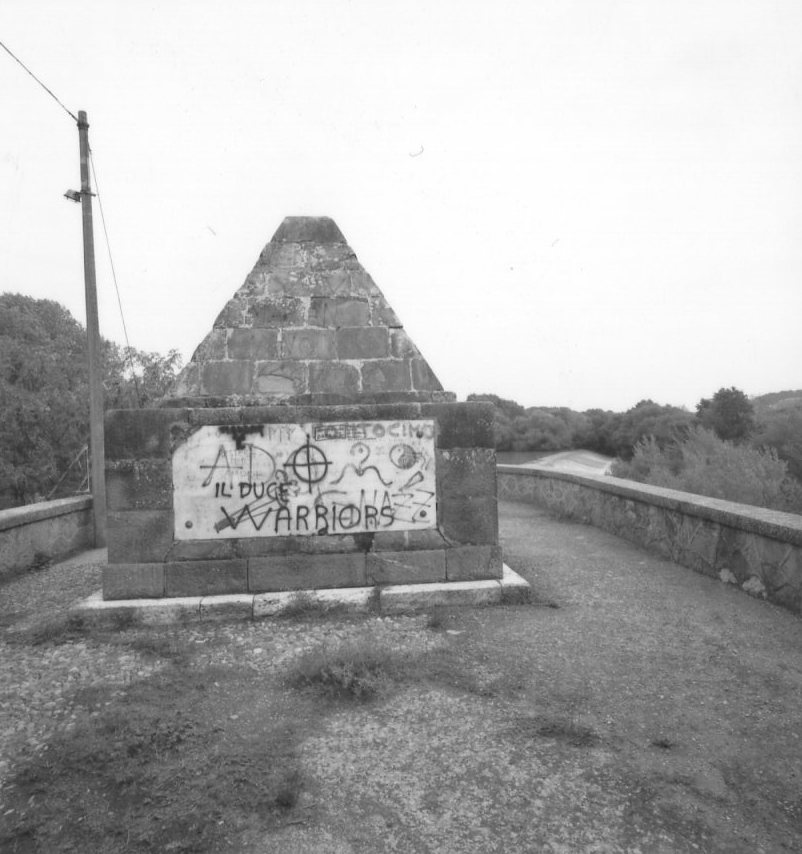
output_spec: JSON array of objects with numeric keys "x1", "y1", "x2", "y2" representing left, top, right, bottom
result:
[{"x1": 612, "y1": 426, "x2": 802, "y2": 513}]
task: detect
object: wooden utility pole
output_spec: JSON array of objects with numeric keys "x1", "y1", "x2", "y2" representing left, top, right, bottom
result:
[{"x1": 77, "y1": 110, "x2": 107, "y2": 547}]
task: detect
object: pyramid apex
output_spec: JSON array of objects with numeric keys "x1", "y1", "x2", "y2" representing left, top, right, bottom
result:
[{"x1": 271, "y1": 216, "x2": 346, "y2": 244}]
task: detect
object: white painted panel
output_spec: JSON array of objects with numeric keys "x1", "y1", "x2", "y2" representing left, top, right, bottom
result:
[{"x1": 172, "y1": 420, "x2": 436, "y2": 540}]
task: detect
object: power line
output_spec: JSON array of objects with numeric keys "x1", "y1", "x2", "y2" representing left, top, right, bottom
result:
[
  {"x1": 90, "y1": 151, "x2": 143, "y2": 408},
  {"x1": 0, "y1": 38, "x2": 78, "y2": 122}
]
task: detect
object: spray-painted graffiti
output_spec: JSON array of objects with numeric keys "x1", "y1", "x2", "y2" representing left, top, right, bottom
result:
[{"x1": 172, "y1": 420, "x2": 437, "y2": 539}]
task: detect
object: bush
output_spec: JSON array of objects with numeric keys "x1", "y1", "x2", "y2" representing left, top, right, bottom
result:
[{"x1": 611, "y1": 427, "x2": 802, "y2": 514}]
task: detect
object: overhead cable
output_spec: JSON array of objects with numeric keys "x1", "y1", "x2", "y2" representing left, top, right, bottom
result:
[
  {"x1": 90, "y1": 152, "x2": 143, "y2": 407},
  {"x1": 0, "y1": 38, "x2": 78, "y2": 122}
]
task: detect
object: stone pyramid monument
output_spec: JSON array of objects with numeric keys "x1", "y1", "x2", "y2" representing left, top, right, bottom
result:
[
  {"x1": 104, "y1": 216, "x2": 503, "y2": 603},
  {"x1": 166, "y1": 216, "x2": 451, "y2": 407}
]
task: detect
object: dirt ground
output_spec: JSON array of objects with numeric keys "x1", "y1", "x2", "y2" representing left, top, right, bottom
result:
[{"x1": 2, "y1": 500, "x2": 802, "y2": 852}]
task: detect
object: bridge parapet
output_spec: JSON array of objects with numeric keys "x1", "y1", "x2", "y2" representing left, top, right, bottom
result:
[
  {"x1": 498, "y1": 464, "x2": 802, "y2": 615},
  {"x1": 0, "y1": 496, "x2": 93, "y2": 581}
]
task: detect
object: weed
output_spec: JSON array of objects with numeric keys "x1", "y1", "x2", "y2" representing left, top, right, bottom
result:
[
  {"x1": 288, "y1": 639, "x2": 399, "y2": 701},
  {"x1": 426, "y1": 604, "x2": 447, "y2": 631}
]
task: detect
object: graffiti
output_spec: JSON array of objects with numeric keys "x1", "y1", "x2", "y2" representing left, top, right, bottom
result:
[{"x1": 172, "y1": 420, "x2": 436, "y2": 540}]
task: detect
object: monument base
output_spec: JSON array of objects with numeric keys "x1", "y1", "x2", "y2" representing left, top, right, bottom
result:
[
  {"x1": 74, "y1": 565, "x2": 531, "y2": 625},
  {"x1": 104, "y1": 401, "x2": 501, "y2": 600}
]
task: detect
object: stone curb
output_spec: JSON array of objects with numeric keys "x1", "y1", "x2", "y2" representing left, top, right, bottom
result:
[{"x1": 69, "y1": 565, "x2": 531, "y2": 626}]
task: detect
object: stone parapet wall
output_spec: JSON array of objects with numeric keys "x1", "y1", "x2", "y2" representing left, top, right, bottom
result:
[
  {"x1": 498, "y1": 465, "x2": 802, "y2": 614},
  {"x1": 104, "y1": 402, "x2": 501, "y2": 599},
  {"x1": 0, "y1": 496, "x2": 94, "y2": 581}
]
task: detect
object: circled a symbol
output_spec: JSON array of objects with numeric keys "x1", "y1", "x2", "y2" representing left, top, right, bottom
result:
[{"x1": 290, "y1": 436, "x2": 330, "y2": 493}]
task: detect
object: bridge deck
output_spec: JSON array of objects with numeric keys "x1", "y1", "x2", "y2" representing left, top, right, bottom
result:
[{"x1": 1, "y1": 501, "x2": 800, "y2": 851}]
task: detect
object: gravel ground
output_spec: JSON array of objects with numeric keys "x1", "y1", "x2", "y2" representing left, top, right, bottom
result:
[
  {"x1": 2, "y1": 503, "x2": 802, "y2": 852},
  {"x1": 0, "y1": 551, "x2": 438, "y2": 795}
]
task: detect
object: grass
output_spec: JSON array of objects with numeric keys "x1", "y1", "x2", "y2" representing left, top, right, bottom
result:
[
  {"x1": 277, "y1": 590, "x2": 378, "y2": 621},
  {"x1": 5, "y1": 612, "x2": 88, "y2": 646},
  {"x1": 0, "y1": 655, "x2": 309, "y2": 853},
  {"x1": 287, "y1": 638, "x2": 401, "y2": 701}
]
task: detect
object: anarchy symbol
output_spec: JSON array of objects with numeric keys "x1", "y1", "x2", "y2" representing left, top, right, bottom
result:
[{"x1": 288, "y1": 435, "x2": 330, "y2": 493}]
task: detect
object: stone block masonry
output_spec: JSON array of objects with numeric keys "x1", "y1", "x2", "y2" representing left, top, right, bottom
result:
[
  {"x1": 104, "y1": 402, "x2": 500, "y2": 598},
  {"x1": 168, "y1": 216, "x2": 451, "y2": 408},
  {"x1": 103, "y1": 217, "x2": 502, "y2": 599}
]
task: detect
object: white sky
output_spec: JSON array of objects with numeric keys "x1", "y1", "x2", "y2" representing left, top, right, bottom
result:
[{"x1": 2, "y1": 0, "x2": 800, "y2": 412}]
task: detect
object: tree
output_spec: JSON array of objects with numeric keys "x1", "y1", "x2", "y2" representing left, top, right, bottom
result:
[
  {"x1": 0, "y1": 295, "x2": 89, "y2": 503},
  {"x1": 104, "y1": 345, "x2": 183, "y2": 409},
  {"x1": 754, "y1": 407, "x2": 802, "y2": 482},
  {"x1": 696, "y1": 386, "x2": 754, "y2": 442},
  {"x1": 0, "y1": 294, "x2": 181, "y2": 505}
]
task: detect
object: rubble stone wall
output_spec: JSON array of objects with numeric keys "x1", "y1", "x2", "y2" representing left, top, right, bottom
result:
[{"x1": 498, "y1": 465, "x2": 802, "y2": 614}]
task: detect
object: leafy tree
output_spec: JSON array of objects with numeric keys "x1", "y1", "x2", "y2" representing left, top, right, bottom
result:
[
  {"x1": 0, "y1": 294, "x2": 181, "y2": 505},
  {"x1": 610, "y1": 400, "x2": 694, "y2": 460},
  {"x1": 104, "y1": 345, "x2": 183, "y2": 409},
  {"x1": 696, "y1": 386, "x2": 755, "y2": 442}
]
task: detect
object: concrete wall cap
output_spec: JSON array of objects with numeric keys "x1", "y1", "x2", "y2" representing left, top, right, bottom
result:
[{"x1": 0, "y1": 496, "x2": 93, "y2": 533}]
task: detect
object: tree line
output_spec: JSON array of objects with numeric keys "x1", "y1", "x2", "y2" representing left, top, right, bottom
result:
[
  {"x1": 2, "y1": 294, "x2": 800, "y2": 514},
  {"x1": 470, "y1": 387, "x2": 802, "y2": 513},
  {"x1": 0, "y1": 294, "x2": 181, "y2": 506}
]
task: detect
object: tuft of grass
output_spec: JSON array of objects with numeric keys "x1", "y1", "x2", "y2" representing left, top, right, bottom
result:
[
  {"x1": 288, "y1": 639, "x2": 400, "y2": 701},
  {"x1": 119, "y1": 630, "x2": 190, "y2": 665},
  {"x1": 30, "y1": 550, "x2": 51, "y2": 572},
  {"x1": 278, "y1": 591, "x2": 349, "y2": 621},
  {"x1": 512, "y1": 713, "x2": 601, "y2": 748},
  {"x1": 7, "y1": 612, "x2": 87, "y2": 646},
  {"x1": 426, "y1": 604, "x2": 448, "y2": 631}
]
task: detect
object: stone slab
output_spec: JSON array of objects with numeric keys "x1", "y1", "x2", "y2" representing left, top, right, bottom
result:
[
  {"x1": 107, "y1": 510, "x2": 175, "y2": 564},
  {"x1": 103, "y1": 563, "x2": 165, "y2": 600},
  {"x1": 379, "y1": 578, "x2": 503, "y2": 613},
  {"x1": 248, "y1": 552, "x2": 367, "y2": 592},
  {"x1": 446, "y1": 545, "x2": 503, "y2": 581},
  {"x1": 72, "y1": 591, "x2": 201, "y2": 625},
  {"x1": 366, "y1": 549, "x2": 446, "y2": 584},
  {"x1": 73, "y1": 566, "x2": 530, "y2": 624},
  {"x1": 164, "y1": 559, "x2": 248, "y2": 597},
  {"x1": 105, "y1": 460, "x2": 173, "y2": 511},
  {"x1": 500, "y1": 564, "x2": 533, "y2": 604}
]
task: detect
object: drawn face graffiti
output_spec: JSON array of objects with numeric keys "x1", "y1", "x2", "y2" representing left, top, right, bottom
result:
[{"x1": 172, "y1": 420, "x2": 437, "y2": 539}]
